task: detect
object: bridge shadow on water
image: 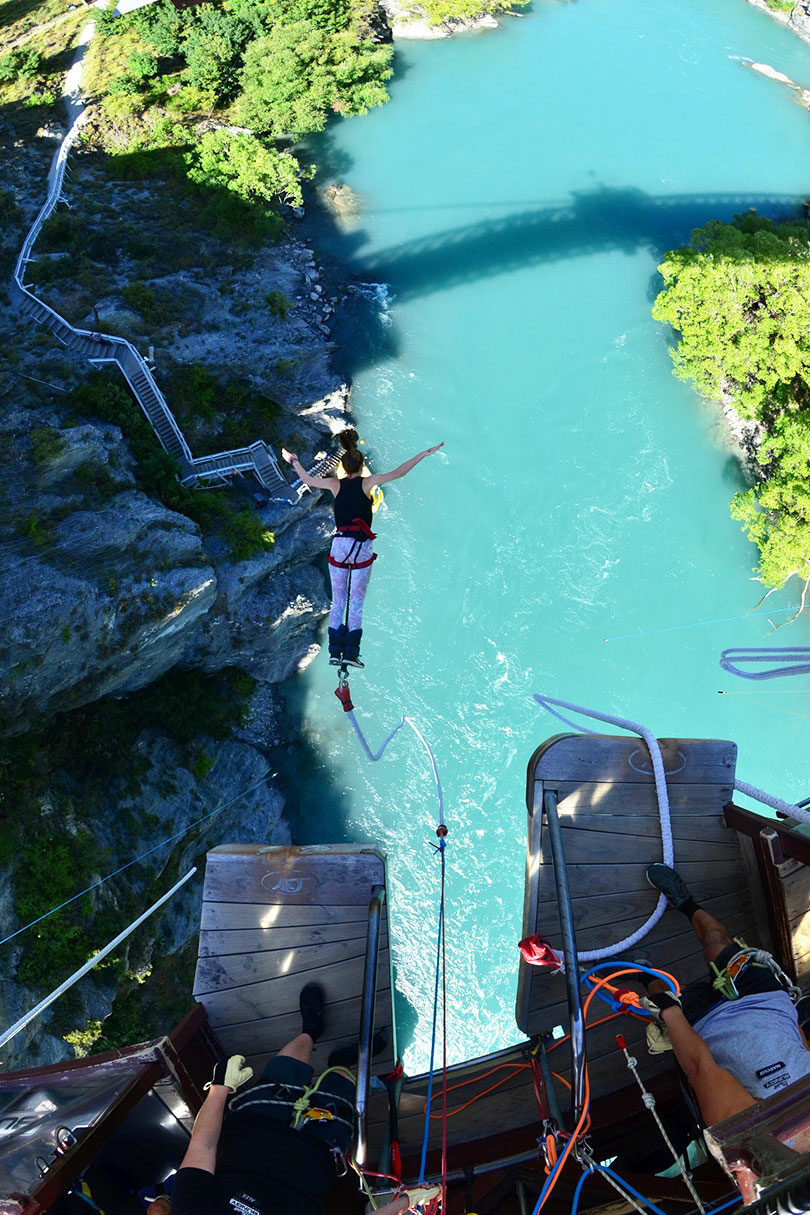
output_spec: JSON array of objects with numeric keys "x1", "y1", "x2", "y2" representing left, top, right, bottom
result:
[{"x1": 308, "y1": 179, "x2": 809, "y2": 382}]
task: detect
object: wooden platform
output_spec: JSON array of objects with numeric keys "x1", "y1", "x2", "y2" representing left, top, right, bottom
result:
[
  {"x1": 192, "y1": 845, "x2": 397, "y2": 1079},
  {"x1": 515, "y1": 734, "x2": 757, "y2": 1104}
]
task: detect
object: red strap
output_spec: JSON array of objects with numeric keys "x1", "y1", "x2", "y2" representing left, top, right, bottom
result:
[
  {"x1": 518, "y1": 935, "x2": 562, "y2": 970},
  {"x1": 336, "y1": 517, "x2": 377, "y2": 542},
  {"x1": 327, "y1": 552, "x2": 377, "y2": 570}
]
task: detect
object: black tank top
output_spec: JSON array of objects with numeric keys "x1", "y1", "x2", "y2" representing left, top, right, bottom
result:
[{"x1": 334, "y1": 476, "x2": 373, "y2": 531}]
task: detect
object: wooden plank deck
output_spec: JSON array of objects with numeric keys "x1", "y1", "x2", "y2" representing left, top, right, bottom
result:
[
  {"x1": 515, "y1": 734, "x2": 756, "y2": 1105},
  {"x1": 781, "y1": 860, "x2": 810, "y2": 989},
  {"x1": 192, "y1": 845, "x2": 397, "y2": 1084}
]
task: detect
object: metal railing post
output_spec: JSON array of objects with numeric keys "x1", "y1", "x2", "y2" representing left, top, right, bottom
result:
[
  {"x1": 543, "y1": 789, "x2": 586, "y2": 1126},
  {"x1": 355, "y1": 883, "x2": 386, "y2": 1167}
]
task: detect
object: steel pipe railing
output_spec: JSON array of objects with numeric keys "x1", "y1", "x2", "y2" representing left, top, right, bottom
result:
[
  {"x1": 355, "y1": 883, "x2": 386, "y2": 1167},
  {"x1": 543, "y1": 788, "x2": 587, "y2": 1127}
]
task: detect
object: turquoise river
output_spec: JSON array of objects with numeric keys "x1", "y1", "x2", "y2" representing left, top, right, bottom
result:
[{"x1": 282, "y1": 0, "x2": 810, "y2": 1071}]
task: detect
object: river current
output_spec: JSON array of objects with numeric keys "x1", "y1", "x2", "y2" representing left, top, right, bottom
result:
[{"x1": 282, "y1": 0, "x2": 810, "y2": 1071}]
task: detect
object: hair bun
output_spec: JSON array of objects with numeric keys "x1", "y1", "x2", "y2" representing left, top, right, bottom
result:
[{"x1": 339, "y1": 427, "x2": 359, "y2": 451}]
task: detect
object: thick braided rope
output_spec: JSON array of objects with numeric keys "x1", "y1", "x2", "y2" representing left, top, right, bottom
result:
[{"x1": 533, "y1": 695, "x2": 672, "y2": 963}]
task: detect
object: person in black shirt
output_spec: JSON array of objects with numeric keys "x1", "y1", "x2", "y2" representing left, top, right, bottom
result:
[
  {"x1": 172, "y1": 984, "x2": 410, "y2": 1215},
  {"x1": 282, "y1": 429, "x2": 443, "y2": 668}
]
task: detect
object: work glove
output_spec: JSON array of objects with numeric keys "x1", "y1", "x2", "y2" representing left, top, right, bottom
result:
[{"x1": 204, "y1": 1054, "x2": 253, "y2": 1093}]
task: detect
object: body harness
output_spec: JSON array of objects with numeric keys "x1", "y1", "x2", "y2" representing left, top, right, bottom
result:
[
  {"x1": 228, "y1": 1066, "x2": 356, "y2": 1174},
  {"x1": 329, "y1": 517, "x2": 377, "y2": 701},
  {"x1": 710, "y1": 937, "x2": 802, "y2": 1003},
  {"x1": 327, "y1": 518, "x2": 378, "y2": 571}
]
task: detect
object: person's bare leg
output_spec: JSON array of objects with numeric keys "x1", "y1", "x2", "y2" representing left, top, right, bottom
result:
[
  {"x1": 689, "y1": 908, "x2": 733, "y2": 966},
  {"x1": 278, "y1": 1033, "x2": 314, "y2": 1064}
]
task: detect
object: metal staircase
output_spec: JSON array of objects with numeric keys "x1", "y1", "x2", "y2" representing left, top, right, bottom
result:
[{"x1": 13, "y1": 112, "x2": 294, "y2": 497}]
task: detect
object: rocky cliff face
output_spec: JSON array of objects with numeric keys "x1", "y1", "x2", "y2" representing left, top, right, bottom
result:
[
  {"x1": 1, "y1": 728, "x2": 291, "y2": 1071},
  {"x1": 0, "y1": 407, "x2": 335, "y2": 731},
  {"x1": 0, "y1": 116, "x2": 346, "y2": 1068}
]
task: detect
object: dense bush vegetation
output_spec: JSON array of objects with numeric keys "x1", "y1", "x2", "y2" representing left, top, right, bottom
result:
[
  {"x1": 185, "y1": 130, "x2": 312, "y2": 207},
  {"x1": 118, "y1": 0, "x2": 392, "y2": 133},
  {"x1": 653, "y1": 213, "x2": 810, "y2": 597},
  {"x1": 0, "y1": 668, "x2": 255, "y2": 992},
  {"x1": 67, "y1": 375, "x2": 275, "y2": 559}
]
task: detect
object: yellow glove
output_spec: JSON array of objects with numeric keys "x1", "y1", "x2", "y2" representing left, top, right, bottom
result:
[{"x1": 205, "y1": 1054, "x2": 253, "y2": 1092}]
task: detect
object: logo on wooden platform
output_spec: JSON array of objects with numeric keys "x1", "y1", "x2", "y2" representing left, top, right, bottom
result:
[{"x1": 261, "y1": 869, "x2": 317, "y2": 895}]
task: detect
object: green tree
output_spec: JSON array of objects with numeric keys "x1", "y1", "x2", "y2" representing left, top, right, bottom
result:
[
  {"x1": 0, "y1": 47, "x2": 44, "y2": 82},
  {"x1": 230, "y1": 0, "x2": 353, "y2": 34},
  {"x1": 653, "y1": 213, "x2": 810, "y2": 599},
  {"x1": 127, "y1": 50, "x2": 159, "y2": 80},
  {"x1": 129, "y1": 0, "x2": 184, "y2": 55},
  {"x1": 185, "y1": 129, "x2": 311, "y2": 207},
  {"x1": 182, "y1": 5, "x2": 251, "y2": 100},
  {"x1": 417, "y1": 0, "x2": 525, "y2": 22},
  {"x1": 652, "y1": 214, "x2": 810, "y2": 420},
  {"x1": 731, "y1": 412, "x2": 810, "y2": 593},
  {"x1": 236, "y1": 19, "x2": 391, "y2": 137}
]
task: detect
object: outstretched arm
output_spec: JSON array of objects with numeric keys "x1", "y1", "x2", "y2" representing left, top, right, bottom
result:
[
  {"x1": 367, "y1": 443, "x2": 444, "y2": 489},
  {"x1": 281, "y1": 448, "x2": 340, "y2": 495},
  {"x1": 660, "y1": 1005, "x2": 756, "y2": 1127},
  {"x1": 179, "y1": 1086, "x2": 229, "y2": 1174}
]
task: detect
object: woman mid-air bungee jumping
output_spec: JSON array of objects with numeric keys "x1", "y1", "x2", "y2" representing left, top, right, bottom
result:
[{"x1": 282, "y1": 429, "x2": 443, "y2": 669}]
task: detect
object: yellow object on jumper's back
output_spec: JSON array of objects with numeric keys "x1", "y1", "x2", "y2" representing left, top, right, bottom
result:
[{"x1": 336, "y1": 460, "x2": 383, "y2": 513}]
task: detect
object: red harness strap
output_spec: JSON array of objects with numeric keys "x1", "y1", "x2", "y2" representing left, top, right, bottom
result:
[{"x1": 327, "y1": 518, "x2": 378, "y2": 569}]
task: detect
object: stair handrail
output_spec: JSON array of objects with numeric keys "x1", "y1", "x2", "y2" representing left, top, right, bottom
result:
[
  {"x1": 12, "y1": 111, "x2": 300, "y2": 488},
  {"x1": 13, "y1": 116, "x2": 193, "y2": 462}
]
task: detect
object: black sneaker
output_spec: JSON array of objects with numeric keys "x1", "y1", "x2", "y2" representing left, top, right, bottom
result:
[
  {"x1": 645, "y1": 863, "x2": 693, "y2": 911},
  {"x1": 328, "y1": 1032, "x2": 387, "y2": 1069},
  {"x1": 328, "y1": 656, "x2": 344, "y2": 666},
  {"x1": 300, "y1": 983, "x2": 325, "y2": 1043},
  {"x1": 343, "y1": 657, "x2": 364, "y2": 669},
  {"x1": 632, "y1": 957, "x2": 656, "y2": 991}
]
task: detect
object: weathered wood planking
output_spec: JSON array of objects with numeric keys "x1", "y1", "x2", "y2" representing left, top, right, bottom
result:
[
  {"x1": 200, "y1": 901, "x2": 371, "y2": 932},
  {"x1": 199, "y1": 921, "x2": 389, "y2": 958},
  {"x1": 215, "y1": 992, "x2": 394, "y2": 1059},
  {"x1": 526, "y1": 736, "x2": 736, "y2": 785},
  {"x1": 201, "y1": 845, "x2": 389, "y2": 906},
  {"x1": 516, "y1": 734, "x2": 754, "y2": 1108},
  {"x1": 194, "y1": 845, "x2": 396, "y2": 1079},
  {"x1": 781, "y1": 862, "x2": 810, "y2": 985}
]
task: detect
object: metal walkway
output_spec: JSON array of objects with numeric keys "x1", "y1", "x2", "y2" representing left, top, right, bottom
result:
[{"x1": 12, "y1": 113, "x2": 292, "y2": 498}]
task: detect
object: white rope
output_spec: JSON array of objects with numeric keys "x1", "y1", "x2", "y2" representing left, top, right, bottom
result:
[
  {"x1": 346, "y1": 710, "x2": 445, "y2": 827},
  {"x1": 733, "y1": 779, "x2": 810, "y2": 827},
  {"x1": 533, "y1": 695, "x2": 673, "y2": 963}
]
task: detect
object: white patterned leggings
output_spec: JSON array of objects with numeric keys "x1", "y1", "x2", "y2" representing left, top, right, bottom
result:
[{"x1": 328, "y1": 537, "x2": 374, "y2": 631}]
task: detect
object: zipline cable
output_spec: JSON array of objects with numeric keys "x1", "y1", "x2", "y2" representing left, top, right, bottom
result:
[
  {"x1": 603, "y1": 605, "x2": 797, "y2": 643},
  {"x1": 0, "y1": 770, "x2": 274, "y2": 947}
]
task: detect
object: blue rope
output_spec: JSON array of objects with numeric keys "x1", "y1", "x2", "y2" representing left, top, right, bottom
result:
[
  {"x1": 417, "y1": 835, "x2": 446, "y2": 1185},
  {"x1": 582, "y1": 960, "x2": 678, "y2": 1017},
  {"x1": 597, "y1": 1167, "x2": 668, "y2": 1215},
  {"x1": 570, "y1": 1167, "x2": 597, "y2": 1215},
  {"x1": 570, "y1": 1163, "x2": 740, "y2": 1215},
  {"x1": 529, "y1": 1138, "x2": 572, "y2": 1215},
  {"x1": 604, "y1": 605, "x2": 795, "y2": 643},
  {"x1": 0, "y1": 771, "x2": 274, "y2": 947}
]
